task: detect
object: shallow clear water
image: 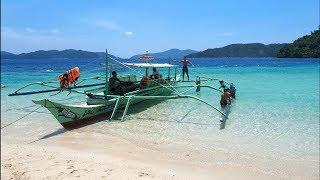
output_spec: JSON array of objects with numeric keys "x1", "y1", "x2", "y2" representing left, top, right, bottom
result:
[{"x1": 1, "y1": 57, "x2": 319, "y2": 164}]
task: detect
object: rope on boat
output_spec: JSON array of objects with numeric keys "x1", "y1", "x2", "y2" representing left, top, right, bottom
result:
[
  {"x1": 1, "y1": 106, "x2": 42, "y2": 129},
  {"x1": 116, "y1": 95, "x2": 226, "y2": 116},
  {"x1": 108, "y1": 56, "x2": 182, "y2": 95},
  {"x1": 8, "y1": 75, "x2": 108, "y2": 96}
]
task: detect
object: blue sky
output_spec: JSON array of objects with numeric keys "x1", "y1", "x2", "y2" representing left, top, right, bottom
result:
[{"x1": 1, "y1": 0, "x2": 319, "y2": 58}]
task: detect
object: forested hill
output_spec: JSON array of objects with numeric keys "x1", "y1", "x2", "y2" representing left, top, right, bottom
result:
[
  {"x1": 277, "y1": 30, "x2": 320, "y2": 58},
  {"x1": 130, "y1": 49, "x2": 197, "y2": 60},
  {"x1": 187, "y1": 43, "x2": 286, "y2": 58},
  {"x1": 1, "y1": 49, "x2": 122, "y2": 60}
]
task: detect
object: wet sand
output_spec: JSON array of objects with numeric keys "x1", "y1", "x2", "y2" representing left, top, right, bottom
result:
[{"x1": 1, "y1": 110, "x2": 319, "y2": 180}]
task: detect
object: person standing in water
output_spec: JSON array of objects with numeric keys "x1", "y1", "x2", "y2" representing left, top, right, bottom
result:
[
  {"x1": 220, "y1": 88, "x2": 231, "y2": 109},
  {"x1": 181, "y1": 56, "x2": 190, "y2": 81},
  {"x1": 229, "y1": 83, "x2": 236, "y2": 98}
]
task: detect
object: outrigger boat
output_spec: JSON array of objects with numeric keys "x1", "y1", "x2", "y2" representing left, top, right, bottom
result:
[{"x1": 9, "y1": 49, "x2": 231, "y2": 129}]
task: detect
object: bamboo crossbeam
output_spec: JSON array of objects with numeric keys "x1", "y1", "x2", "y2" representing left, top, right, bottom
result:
[
  {"x1": 8, "y1": 83, "x2": 105, "y2": 96},
  {"x1": 128, "y1": 95, "x2": 226, "y2": 116}
]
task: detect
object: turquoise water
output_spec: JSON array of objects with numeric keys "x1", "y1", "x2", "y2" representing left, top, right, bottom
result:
[{"x1": 1, "y1": 58, "x2": 319, "y2": 167}]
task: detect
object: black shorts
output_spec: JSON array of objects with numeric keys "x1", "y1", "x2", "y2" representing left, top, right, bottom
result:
[
  {"x1": 182, "y1": 67, "x2": 188, "y2": 73},
  {"x1": 220, "y1": 100, "x2": 228, "y2": 107}
]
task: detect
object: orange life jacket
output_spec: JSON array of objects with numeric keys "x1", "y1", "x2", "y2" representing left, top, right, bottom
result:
[
  {"x1": 140, "y1": 76, "x2": 150, "y2": 89},
  {"x1": 67, "y1": 67, "x2": 80, "y2": 85},
  {"x1": 59, "y1": 74, "x2": 69, "y2": 89},
  {"x1": 58, "y1": 67, "x2": 80, "y2": 89}
]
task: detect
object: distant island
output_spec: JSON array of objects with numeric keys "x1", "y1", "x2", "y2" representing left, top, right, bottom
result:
[
  {"x1": 1, "y1": 49, "x2": 195, "y2": 60},
  {"x1": 187, "y1": 43, "x2": 287, "y2": 58},
  {"x1": 130, "y1": 49, "x2": 197, "y2": 60},
  {"x1": 277, "y1": 30, "x2": 320, "y2": 58},
  {"x1": 0, "y1": 49, "x2": 122, "y2": 60},
  {"x1": 2, "y1": 30, "x2": 319, "y2": 60}
]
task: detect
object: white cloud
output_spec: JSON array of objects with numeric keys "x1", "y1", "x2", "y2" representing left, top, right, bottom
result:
[
  {"x1": 125, "y1": 31, "x2": 133, "y2": 37},
  {"x1": 1, "y1": 26, "x2": 69, "y2": 53},
  {"x1": 51, "y1": 28, "x2": 60, "y2": 33},
  {"x1": 91, "y1": 20, "x2": 133, "y2": 38},
  {"x1": 1, "y1": 27, "x2": 21, "y2": 38},
  {"x1": 93, "y1": 20, "x2": 121, "y2": 31},
  {"x1": 218, "y1": 32, "x2": 233, "y2": 36},
  {"x1": 25, "y1": 27, "x2": 34, "y2": 33}
]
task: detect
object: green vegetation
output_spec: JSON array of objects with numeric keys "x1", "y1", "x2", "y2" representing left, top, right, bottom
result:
[
  {"x1": 130, "y1": 49, "x2": 197, "y2": 60},
  {"x1": 187, "y1": 43, "x2": 286, "y2": 58},
  {"x1": 277, "y1": 30, "x2": 320, "y2": 58},
  {"x1": 1, "y1": 49, "x2": 122, "y2": 60}
]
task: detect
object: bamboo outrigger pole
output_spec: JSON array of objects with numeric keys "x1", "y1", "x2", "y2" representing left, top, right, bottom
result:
[
  {"x1": 8, "y1": 82, "x2": 105, "y2": 96},
  {"x1": 105, "y1": 49, "x2": 109, "y2": 96}
]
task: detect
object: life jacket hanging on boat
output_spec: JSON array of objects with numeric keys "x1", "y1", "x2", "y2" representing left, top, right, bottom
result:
[{"x1": 58, "y1": 67, "x2": 80, "y2": 89}]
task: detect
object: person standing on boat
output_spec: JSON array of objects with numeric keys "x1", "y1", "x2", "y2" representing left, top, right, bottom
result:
[
  {"x1": 181, "y1": 57, "x2": 190, "y2": 81},
  {"x1": 220, "y1": 88, "x2": 231, "y2": 108}
]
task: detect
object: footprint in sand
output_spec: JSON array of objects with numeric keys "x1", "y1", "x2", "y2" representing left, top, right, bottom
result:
[
  {"x1": 3, "y1": 164, "x2": 12, "y2": 168},
  {"x1": 104, "y1": 169, "x2": 113, "y2": 175},
  {"x1": 70, "y1": 169, "x2": 78, "y2": 174},
  {"x1": 57, "y1": 172, "x2": 65, "y2": 177},
  {"x1": 138, "y1": 172, "x2": 150, "y2": 177}
]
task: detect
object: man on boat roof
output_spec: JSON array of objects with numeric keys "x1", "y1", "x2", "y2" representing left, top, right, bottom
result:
[{"x1": 181, "y1": 56, "x2": 190, "y2": 81}]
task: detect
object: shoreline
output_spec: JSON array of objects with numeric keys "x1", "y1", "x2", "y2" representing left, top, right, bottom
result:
[
  {"x1": 2, "y1": 121, "x2": 319, "y2": 180},
  {"x1": 1, "y1": 61, "x2": 319, "y2": 179}
]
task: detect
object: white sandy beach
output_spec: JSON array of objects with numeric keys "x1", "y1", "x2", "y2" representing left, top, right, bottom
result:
[
  {"x1": 2, "y1": 0, "x2": 319, "y2": 179},
  {"x1": 1, "y1": 110, "x2": 319, "y2": 180}
]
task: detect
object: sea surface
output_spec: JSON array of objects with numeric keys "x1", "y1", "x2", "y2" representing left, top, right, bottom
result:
[{"x1": 1, "y1": 57, "x2": 319, "y2": 176}]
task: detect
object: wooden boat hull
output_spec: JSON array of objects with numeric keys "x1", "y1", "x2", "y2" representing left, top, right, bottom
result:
[{"x1": 33, "y1": 83, "x2": 174, "y2": 129}]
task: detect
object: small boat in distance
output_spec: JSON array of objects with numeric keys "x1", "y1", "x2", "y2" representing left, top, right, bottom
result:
[
  {"x1": 9, "y1": 49, "x2": 230, "y2": 129},
  {"x1": 139, "y1": 50, "x2": 154, "y2": 61}
]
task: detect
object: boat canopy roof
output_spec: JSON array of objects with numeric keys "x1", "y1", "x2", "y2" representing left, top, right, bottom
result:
[{"x1": 123, "y1": 63, "x2": 177, "y2": 68}]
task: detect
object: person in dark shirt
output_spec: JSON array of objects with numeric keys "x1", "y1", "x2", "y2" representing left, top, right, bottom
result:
[
  {"x1": 181, "y1": 57, "x2": 190, "y2": 81},
  {"x1": 109, "y1": 71, "x2": 140, "y2": 95},
  {"x1": 109, "y1": 71, "x2": 124, "y2": 95},
  {"x1": 220, "y1": 88, "x2": 231, "y2": 108},
  {"x1": 150, "y1": 67, "x2": 162, "y2": 79},
  {"x1": 229, "y1": 83, "x2": 236, "y2": 99}
]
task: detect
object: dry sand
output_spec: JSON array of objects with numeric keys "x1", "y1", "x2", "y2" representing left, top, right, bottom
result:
[
  {"x1": 1, "y1": 112, "x2": 319, "y2": 180},
  {"x1": 1, "y1": 140, "x2": 281, "y2": 180},
  {"x1": 2, "y1": 132, "x2": 319, "y2": 180}
]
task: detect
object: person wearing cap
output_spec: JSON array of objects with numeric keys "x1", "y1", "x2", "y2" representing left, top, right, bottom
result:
[
  {"x1": 181, "y1": 56, "x2": 190, "y2": 81},
  {"x1": 219, "y1": 80, "x2": 227, "y2": 90}
]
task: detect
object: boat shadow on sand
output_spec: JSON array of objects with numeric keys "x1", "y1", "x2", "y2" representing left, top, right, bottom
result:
[
  {"x1": 29, "y1": 99, "x2": 175, "y2": 143},
  {"x1": 30, "y1": 98, "x2": 230, "y2": 144}
]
